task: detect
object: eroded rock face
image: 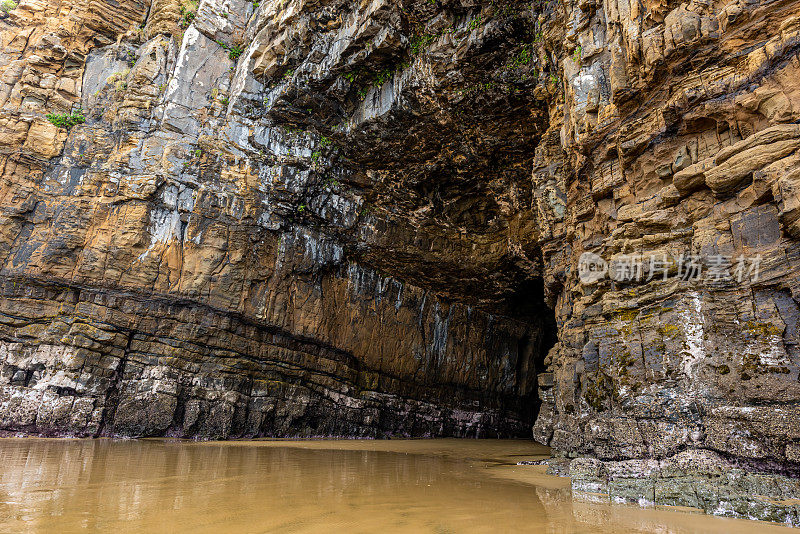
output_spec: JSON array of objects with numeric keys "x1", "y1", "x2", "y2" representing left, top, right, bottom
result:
[
  {"x1": 527, "y1": 0, "x2": 800, "y2": 523},
  {"x1": 1, "y1": 0, "x2": 800, "y2": 519},
  {"x1": 534, "y1": 0, "x2": 800, "y2": 470},
  {"x1": 0, "y1": 0, "x2": 555, "y2": 439}
]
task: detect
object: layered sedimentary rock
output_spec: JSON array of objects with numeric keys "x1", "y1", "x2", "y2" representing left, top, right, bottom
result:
[
  {"x1": 534, "y1": 0, "x2": 800, "y2": 467},
  {"x1": 530, "y1": 0, "x2": 800, "y2": 522},
  {"x1": 0, "y1": 0, "x2": 556, "y2": 439},
  {"x1": 1, "y1": 0, "x2": 800, "y2": 523}
]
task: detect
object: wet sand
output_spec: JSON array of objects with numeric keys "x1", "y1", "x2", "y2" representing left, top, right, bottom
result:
[{"x1": 0, "y1": 438, "x2": 791, "y2": 533}]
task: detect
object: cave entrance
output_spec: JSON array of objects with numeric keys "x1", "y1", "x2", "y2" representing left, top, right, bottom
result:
[{"x1": 508, "y1": 278, "x2": 558, "y2": 433}]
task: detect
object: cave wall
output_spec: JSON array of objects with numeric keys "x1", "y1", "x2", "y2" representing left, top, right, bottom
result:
[
  {"x1": 533, "y1": 0, "x2": 800, "y2": 472},
  {"x1": 0, "y1": 0, "x2": 557, "y2": 439}
]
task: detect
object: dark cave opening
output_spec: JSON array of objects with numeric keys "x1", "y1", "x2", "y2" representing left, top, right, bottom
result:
[{"x1": 508, "y1": 277, "x2": 559, "y2": 434}]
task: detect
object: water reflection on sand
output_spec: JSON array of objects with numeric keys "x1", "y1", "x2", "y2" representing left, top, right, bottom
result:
[{"x1": 0, "y1": 438, "x2": 792, "y2": 533}]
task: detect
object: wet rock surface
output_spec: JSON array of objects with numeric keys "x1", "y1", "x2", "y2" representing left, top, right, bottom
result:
[
  {"x1": 564, "y1": 450, "x2": 800, "y2": 525},
  {"x1": 1, "y1": 0, "x2": 800, "y2": 524}
]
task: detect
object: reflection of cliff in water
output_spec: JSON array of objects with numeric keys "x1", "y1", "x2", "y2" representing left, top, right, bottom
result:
[{"x1": 0, "y1": 439, "x2": 787, "y2": 533}]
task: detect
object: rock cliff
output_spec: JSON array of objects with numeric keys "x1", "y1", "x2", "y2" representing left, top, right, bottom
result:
[
  {"x1": 1, "y1": 0, "x2": 800, "y2": 523},
  {"x1": 0, "y1": 0, "x2": 557, "y2": 440}
]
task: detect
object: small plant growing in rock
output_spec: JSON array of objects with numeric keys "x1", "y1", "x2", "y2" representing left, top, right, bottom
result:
[
  {"x1": 106, "y1": 69, "x2": 130, "y2": 92},
  {"x1": 46, "y1": 109, "x2": 85, "y2": 130},
  {"x1": 507, "y1": 45, "x2": 532, "y2": 69},
  {"x1": 374, "y1": 67, "x2": 393, "y2": 87},
  {"x1": 193, "y1": 148, "x2": 202, "y2": 158},
  {"x1": 410, "y1": 33, "x2": 434, "y2": 55},
  {"x1": 179, "y1": 0, "x2": 198, "y2": 28},
  {"x1": 180, "y1": 10, "x2": 195, "y2": 27},
  {"x1": 297, "y1": 204, "x2": 306, "y2": 213},
  {"x1": 228, "y1": 44, "x2": 244, "y2": 60},
  {"x1": 284, "y1": 126, "x2": 307, "y2": 137},
  {"x1": 573, "y1": 46, "x2": 582, "y2": 62},
  {"x1": 220, "y1": 95, "x2": 229, "y2": 105},
  {"x1": 468, "y1": 14, "x2": 482, "y2": 31},
  {"x1": 0, "y1": 0, "x2": 17, "y2": 13}
]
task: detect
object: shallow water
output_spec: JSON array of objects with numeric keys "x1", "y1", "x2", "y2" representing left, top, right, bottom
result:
[{"x1": 0, "y1": 438, "x2": 791, "y2": 533}]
